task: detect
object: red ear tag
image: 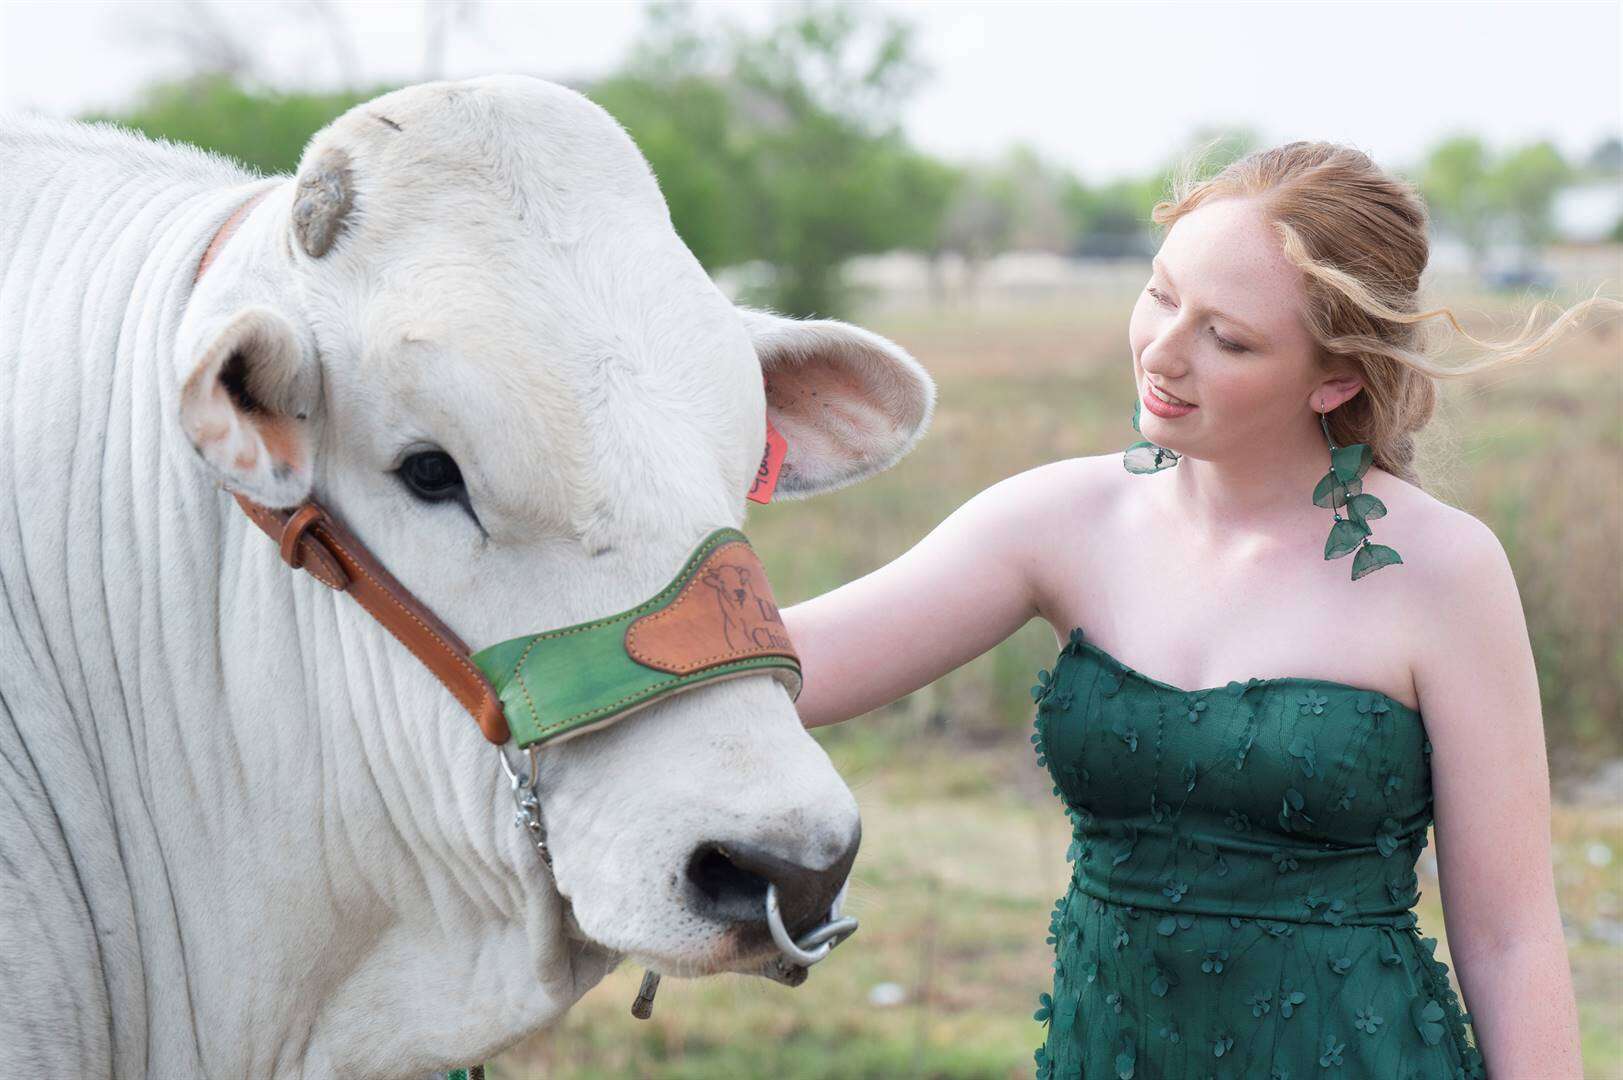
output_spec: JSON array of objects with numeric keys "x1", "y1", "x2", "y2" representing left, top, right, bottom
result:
[{"x1": 747, "y1": 414, "x2": 788, "y2": 504}]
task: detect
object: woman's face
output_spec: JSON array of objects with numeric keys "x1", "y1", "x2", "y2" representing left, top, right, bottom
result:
[{"x1": 1128, "y1": 196, "x2": 1350, "y2": 459}]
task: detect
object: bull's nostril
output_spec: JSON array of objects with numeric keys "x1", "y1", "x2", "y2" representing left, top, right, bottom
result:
[
  {"x1": 686, "y1": 844, "x2": 769, "y2": 914},
  {"x1": 685, "y1": 829, "x2": 860, "y2": 933}
]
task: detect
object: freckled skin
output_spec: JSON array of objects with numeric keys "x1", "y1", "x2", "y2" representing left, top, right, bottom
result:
[{"x1": 1127, "y1": 196, "x2": 1358, "y2": 471}]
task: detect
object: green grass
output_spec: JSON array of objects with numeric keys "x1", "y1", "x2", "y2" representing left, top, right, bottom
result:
[
  {"x1": 495, "y1": 735, "x2": 1623, "y2": 1078},
  {"x1": 494, "y1": 288, "x2": 1621, "y2": 1077},
  {"x1": 496, "y1": 737, "x2": 1071, "y2": 1080}
]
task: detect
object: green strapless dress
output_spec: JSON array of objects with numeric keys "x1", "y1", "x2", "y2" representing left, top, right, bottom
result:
[{"x1": 1029, "y1": 627, "x2": 1485, "y2": 1079}]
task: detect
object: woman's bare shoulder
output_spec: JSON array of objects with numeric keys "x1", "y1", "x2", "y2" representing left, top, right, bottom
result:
[
  {"x1": 1369, "y1": 472, "x2": 1508, "y2": 583},
  {"x1": 1366, "y1": 471, "x2": 1514, "y2": 643},
  {"x1": 976, "y1": 454, "x2": 1128, "y2": 630}
]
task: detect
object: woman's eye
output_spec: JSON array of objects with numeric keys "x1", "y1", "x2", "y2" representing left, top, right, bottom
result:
[
  {"x1": 397, "y1": 450, "x2": 465, "y2": 502},
  {"x1": 1149, "y1": 287, "x2": 1246, "y2": 353}
]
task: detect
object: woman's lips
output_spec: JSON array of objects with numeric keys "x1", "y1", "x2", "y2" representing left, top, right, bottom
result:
[{"x1": 1141, "y1": 378, "x2": 1197, "y2": 418}]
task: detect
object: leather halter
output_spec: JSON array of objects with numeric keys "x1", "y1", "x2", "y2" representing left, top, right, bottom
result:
[
  {"x1": 193, "y1": 186, "x2": 844, "y2": 1030},
  {"x1": 232, "y1": 493, "x2": 511, "y2": 744},
  {"x1": 196, "y1": 187, "x2": 511, "y2": 746}
]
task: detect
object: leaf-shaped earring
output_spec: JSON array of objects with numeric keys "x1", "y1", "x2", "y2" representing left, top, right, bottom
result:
[
  {"x1": 1352, "y1": 542, "x2": 1403, "y2": 579},
  {"x1": 1345, "y1": 492, "x2": 1386, "y2": 524},
  {"x1": 1324, "y1": 517, "x2": 1370, "y2": 559},
  {"x1": 1317, "y1": 410, "x2": 1402, "y2": 580},
  {"x1": 1123, "y1": 398, "x2": 1181, "y2": 474}
]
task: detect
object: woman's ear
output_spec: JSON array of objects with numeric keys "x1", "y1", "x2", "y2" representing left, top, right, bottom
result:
[
  {"x1": 1313, "y1": 370, "x2": 1364, "y2": 412},
  {"x1": 178, "y1": 306, "x2": 321, "y2": 509},
  {"x1": 739, "y1": 307, "x2": 935, "y2": 500}
]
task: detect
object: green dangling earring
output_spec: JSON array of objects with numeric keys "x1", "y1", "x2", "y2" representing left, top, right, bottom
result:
[
  {"x1": 1123, "y1": 398, "x2": 1181, "y2": 474},
  {"x1": 1313, "y1": 408, "x2": 1402, "y2": 580}
]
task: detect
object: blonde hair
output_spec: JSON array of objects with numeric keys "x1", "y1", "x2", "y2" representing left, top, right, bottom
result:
[{"x1": 1150, "y1": 140, "x2": 1619, "y2": 487}]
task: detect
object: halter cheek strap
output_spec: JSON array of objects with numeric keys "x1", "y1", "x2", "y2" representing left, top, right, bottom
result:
[
  {"x1": 233, "y1": 493, "x2": 514, "y2": 744},
  {"x1": 235, "y1": 492, "x2": 805, "y2": 752},
  {"x1": 193, "y1": 185, "x2": 519, "y2": 745}
]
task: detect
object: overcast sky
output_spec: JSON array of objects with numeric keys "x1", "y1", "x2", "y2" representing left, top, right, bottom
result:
[{"x1": 2, "y1": 1, "x2": 1618, "y2": 181}]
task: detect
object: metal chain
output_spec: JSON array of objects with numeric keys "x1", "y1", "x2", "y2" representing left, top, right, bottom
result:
[{"x1": 496, "y1": 745, "x2": 552, "y2": 867}]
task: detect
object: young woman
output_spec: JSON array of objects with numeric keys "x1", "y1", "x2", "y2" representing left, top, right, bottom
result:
[{"x1": 782, "y1": 143, "x2": 1612, "y2": 1078}]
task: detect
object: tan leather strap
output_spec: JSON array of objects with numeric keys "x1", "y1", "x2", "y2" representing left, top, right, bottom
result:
[
  {"x1": 233, "y1": 493, "x2": 511, "y2": 745},
  {"x1": 195, "y1": 187, "x2": 272, "y2": 284},
  {"x1": 196, "y1": 189, "x2": 509, "y2": 745}
]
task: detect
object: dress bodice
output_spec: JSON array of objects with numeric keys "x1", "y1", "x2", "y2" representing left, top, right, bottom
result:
[{"x1": 1028, "y1": 626, "x2": 1484, "y2": 1079}]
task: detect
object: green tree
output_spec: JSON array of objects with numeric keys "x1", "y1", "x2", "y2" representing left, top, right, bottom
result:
[
  {"x1": 589, "y1": 0, "x2": 953, "y2": 317},
  {"x1": 725, "y1": 1, "x2": 948, "y2": 315},
  {"x1": 82, "y1": 74, "x2": 380, "y2": 176},
  {"x1": 1065, "y1": 176, "x2": 1164, "y2": 258},
  {"x1": 1171, "y1": 126, "x2": 1260, "y2": 177},
  {"x1": 86, "y1": 1, "x2": 958, "y2": 318},
  {"x1": 590, "y1": 72, "x2": 755, "y2": 272},
  {"x1": 588, "y1": 0, "x2": 755, "y2": 271},
  {"x1": 1061, "y1": 126, "x2": 1257, "y2": 258},
  {"x1": 1583, "y1": 135, "x2": 1622, "y2": 175},
  {"x1": 938, "y1": 162, "x2": 1018, "y2": 289},
  {"x1": 1420, "y1": 135, "x2": 1495, "y2": 273},
  {"x1": 934, "y1": 147, "x2": 1086, "y2": 299},
  {"x1": 1488, "y1": 140, "x2": 1574, "y2": 251}
]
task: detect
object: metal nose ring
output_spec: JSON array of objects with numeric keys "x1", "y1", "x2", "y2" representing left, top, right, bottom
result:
[{"x1": 765, "y1": 880, "x2": 859, "y2": 968}]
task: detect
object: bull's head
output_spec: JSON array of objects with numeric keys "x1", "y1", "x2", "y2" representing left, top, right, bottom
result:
[{"x1": 169, "y1": 73, "x2": 932, "y2": 1032}]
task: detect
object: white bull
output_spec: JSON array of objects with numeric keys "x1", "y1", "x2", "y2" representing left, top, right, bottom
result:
[{"x1": 0, "y1": 75, "x2": 933, "y2": 1077}]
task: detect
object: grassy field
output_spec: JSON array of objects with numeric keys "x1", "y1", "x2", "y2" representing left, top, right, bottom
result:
[{"x1": 495, "y1": 284, "x2": 1622, "y2": 1078}]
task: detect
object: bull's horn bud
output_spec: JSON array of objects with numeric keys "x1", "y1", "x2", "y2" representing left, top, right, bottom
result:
[{"x1": 291, "y1": 148, "x2": 355, "y2": 259}]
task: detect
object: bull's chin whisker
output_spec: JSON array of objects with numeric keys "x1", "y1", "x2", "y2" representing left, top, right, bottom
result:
[
  {"x1": 632, "y1": 955, "x2": 726, "y2": 980},
  {"x1": 627, "y1": 933, "x2": 780, "y2": 980},
  {"x1": 651, "y1": 957, "x2": 713, "y2": 979}
]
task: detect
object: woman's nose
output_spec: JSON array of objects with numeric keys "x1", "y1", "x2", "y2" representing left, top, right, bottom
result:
[{"x1": 1140, "y1": 336, "x2": 1189, "y2": 378}]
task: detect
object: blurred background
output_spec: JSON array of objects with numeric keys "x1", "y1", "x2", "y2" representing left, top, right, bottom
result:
[{"x1": 4, "y1": 1, "x2": 1618, "y2": 1075}]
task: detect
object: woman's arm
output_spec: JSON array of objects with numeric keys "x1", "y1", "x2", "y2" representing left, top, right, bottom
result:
[
  {"x1": 782, "y1": 462, "x2": 1069, "y2": 728},
  {"x1": 1414, "y1": 514, "x2": 1582, "y2": 1078}
]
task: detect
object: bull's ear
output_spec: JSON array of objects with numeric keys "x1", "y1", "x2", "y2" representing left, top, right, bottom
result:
[
  {"x1": 178, "y1": 306, "x2": 320, "y2": 509},
  {"x1": 739, "y1": 308, "x2": 935, "y2": 500}
]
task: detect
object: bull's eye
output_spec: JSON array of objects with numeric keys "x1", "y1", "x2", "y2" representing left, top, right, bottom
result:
[{"x1": 397, "y1": 449, "x2": 465, "y2": 503}]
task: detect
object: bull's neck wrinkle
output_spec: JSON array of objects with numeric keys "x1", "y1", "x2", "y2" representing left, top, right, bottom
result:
[{"x1": 1057, "y1": 627, "x2": 1421, "y2": 718}]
